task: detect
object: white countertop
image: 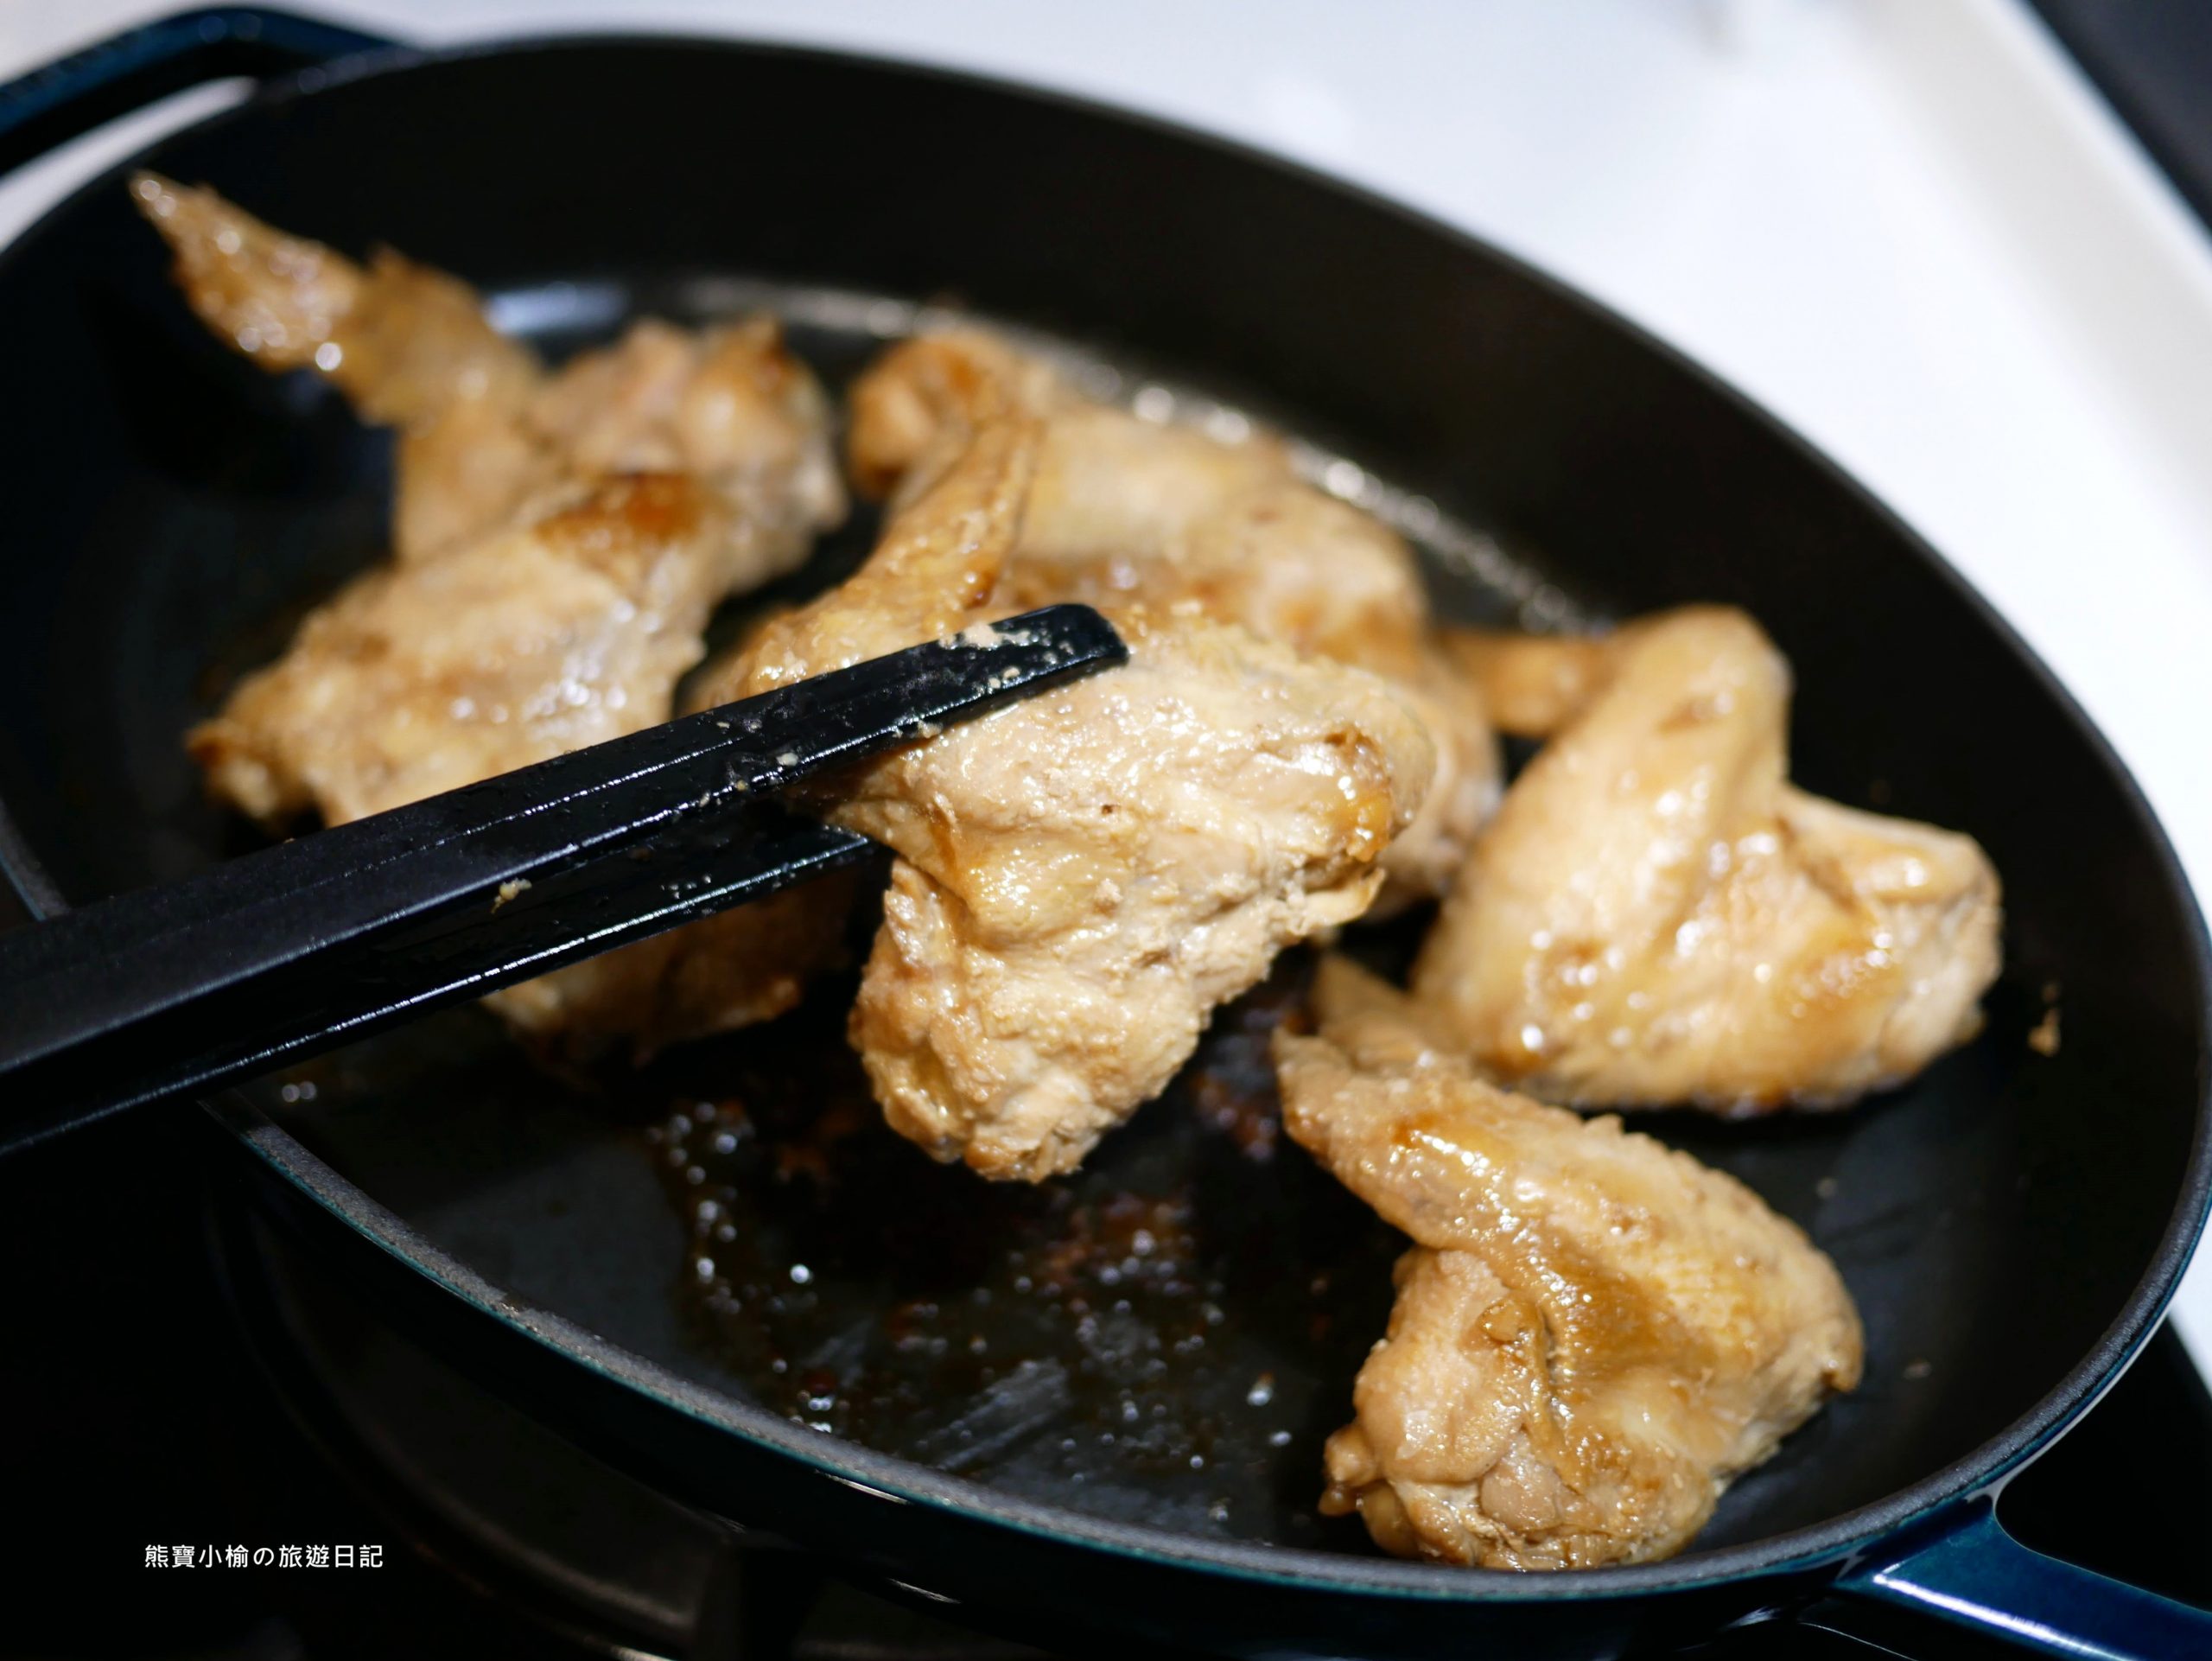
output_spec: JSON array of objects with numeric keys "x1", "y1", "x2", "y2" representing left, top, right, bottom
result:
[{"x1": 6, "y1": 0, "x2": 2209, "y2": 1363}]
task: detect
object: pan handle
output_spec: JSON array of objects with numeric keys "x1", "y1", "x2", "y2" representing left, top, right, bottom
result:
[
  {"x1": 1827, "y1": 1499, "x2": 2212, "y2": 1660},
  {"x1": 0, "y1": 8, "x2": 397, "y2": 179}
]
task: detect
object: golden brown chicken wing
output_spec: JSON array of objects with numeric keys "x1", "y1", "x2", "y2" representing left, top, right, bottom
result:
[
  {"x1": 133, "y1": 173, "x2": 842, "y2": 567},
  {"x1": 143, "y1": 178, "x2": 853, "y2": 1055},
  {"x1": 1414, "y1": 607, "x2": 2002, "y2": 1112},
  {"x1": 693, "y1": 346, "x2": 1436, "y2": 1179},
  {"x1": 188, "y1": 471, "x2": 736, "y2": 825},
  {"x1": 1440, "y1": 627, "x2": 1618, "y2": 740},
  {"x1": 843, "y1": 330, "x2": 1497, "y2": 913},
  {"x1": 1276, "y1": 958, "x2": 1862, "y2": 1569}
]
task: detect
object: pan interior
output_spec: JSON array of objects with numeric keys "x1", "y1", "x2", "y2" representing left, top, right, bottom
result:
[{"x1": 28, "y1": 273, "x2": 2115, "y2": 1563}]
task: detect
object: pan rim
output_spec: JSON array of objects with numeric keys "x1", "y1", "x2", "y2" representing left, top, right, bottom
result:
[{"x1": 2, "y1": 23, "x2": 2209, "y2": 1605}]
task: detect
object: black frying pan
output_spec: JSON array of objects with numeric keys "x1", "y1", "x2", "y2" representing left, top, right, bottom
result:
[{"x1": 1, "y1": 11, "x2": 2208, "y2": 1658}]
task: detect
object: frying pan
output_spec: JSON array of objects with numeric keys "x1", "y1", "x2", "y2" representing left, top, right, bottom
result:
[{"x1": 2, "y1": 10, "x2": 2209, "y2": 1658}]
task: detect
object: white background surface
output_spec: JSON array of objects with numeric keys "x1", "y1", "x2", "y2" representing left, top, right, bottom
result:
[{"x1": 5, "y1": 0, "x2": 2209, "y2": 1361}]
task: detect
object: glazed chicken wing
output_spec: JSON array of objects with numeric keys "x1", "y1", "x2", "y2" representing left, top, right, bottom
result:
[
  {"x1": 144, "y1": 178, "x2": 854, "y2": 1054},
  {"x1": 692, "y1": 341, "x2": 1436, "y2": 1178},
  {"x1": 845, "y1": 331, "x2": 1497, "y2": 911},
  {"x1": 1277, "y1": 958, "x2": 1862, "y2": 1569},
  {"x1": 1414, "y1": 607, "x2": 2002, "y2": 1111}
]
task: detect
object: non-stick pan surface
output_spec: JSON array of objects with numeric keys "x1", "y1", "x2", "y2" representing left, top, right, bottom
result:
[{"x1": 0, "y1": 21, "x2": 2207, "y2": 1661}]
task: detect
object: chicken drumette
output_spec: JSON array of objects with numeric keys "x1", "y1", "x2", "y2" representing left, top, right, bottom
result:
[
  {"x1": 691, "y1": 340, "x2": 1437, "y2": 1179},
  {"x1": 1277, "y1": 958, "x2": 1862, "y2": 1569},
  {"x1": 1416, "y1": 608, "x2": 2002, "y2": 1111}
]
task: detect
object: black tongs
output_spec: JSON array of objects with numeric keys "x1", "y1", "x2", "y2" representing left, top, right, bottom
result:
[{"x1": 0, "y1": 605, "x2": 1125, "y2": 1152}]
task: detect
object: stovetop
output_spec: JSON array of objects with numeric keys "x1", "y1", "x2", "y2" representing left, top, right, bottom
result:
[{"x1": 3, "y1": 1095, "x2": 2209, "y2": 1661}]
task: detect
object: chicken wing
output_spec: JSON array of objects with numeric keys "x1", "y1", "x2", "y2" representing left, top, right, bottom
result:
[
  {"x1": 692, "y1": 341, "x2": 1437, "y2": 1179},
  {"x1": 1414, "y1": 607, "x2": 2002, "y2": 1111},
  {"x1": 844, "y1": 331, "x2": 1497, "y2": 912},
  {"x1": 1277, "y1": 958, "x2": 1862, "y2": 1569},
  {"x1": 133, "y1": 174, "x2": 842, "y2": 568},
  {"x1": 188, "y1": 471, "x2": 728, "y2": 823},
  {"x1": 145, "y1": 179, "x2": 853, "y2": 1054},
  {"x1": 1440, "y1": 627, "x2": 1617, "y2": 740}
]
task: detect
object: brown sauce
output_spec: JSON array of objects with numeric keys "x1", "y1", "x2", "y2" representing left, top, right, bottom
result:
[{"x1": 643, "y1": 953, "x2": 1403, "y2": 1537}]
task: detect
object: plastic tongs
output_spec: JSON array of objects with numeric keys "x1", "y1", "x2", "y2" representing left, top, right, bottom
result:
[{"x1": 0, "y1": 605, "x2": 1124, "y2": 1152}]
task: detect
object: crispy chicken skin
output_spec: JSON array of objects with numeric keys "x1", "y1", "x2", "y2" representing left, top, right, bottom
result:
[
  {"x1": 1277, "y1": 958, "x2": 1862, "y2": 1569},
  {"x1": 188, "y1": 472, "x2": 736, "y2": 825},
  {"x1": 843, "y1": 330, "x2": 1498, "y2": 913},
  {"x1": 144, "y1": 178, "x2": 852, "y2": 1055},
  {"x1": 838, "y1": 614, "x2": 1427, "y2": 1180},
  {"x1": 1414, "y1": 607, "x2": 2002, "y2": 1112},
  {"x1": 132, "y1": 173, "x2": 842, "y2": 566},
  {"x1": 181, "y1": 468, "x2": 852, "y2": 1057},
  {"x1": 130, "y1": 174, "x2": 537, "y2": 429},
  {"x1": 693, "y1": 340, "x2": 1436, "y2": 1179}
]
